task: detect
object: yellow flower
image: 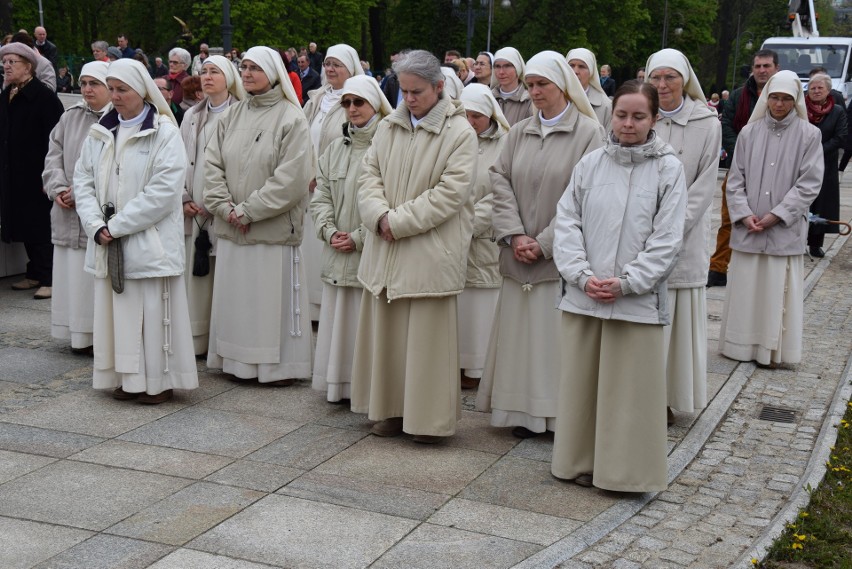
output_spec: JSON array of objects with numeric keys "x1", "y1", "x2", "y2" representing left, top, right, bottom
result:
[
  {"x1": 799, "y1": 512, "x2": 809, "y2": 518},
  {"x1": 794, "y1": 534, "x2": 807, "y2": 541},
  {"x1": 792, "y1": 543, "x2": 803, "y2": 550},
  {"x1": 751, "y1": 559, "x2": 759, "y2": 566}
]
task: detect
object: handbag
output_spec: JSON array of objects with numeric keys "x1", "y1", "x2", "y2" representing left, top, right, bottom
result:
[
  {"x1": 102, "y1": 202, "x2": 124, "y2": 294},
  {"x1": 192, "y1": 228, "x2": 213, "y2": 276}
]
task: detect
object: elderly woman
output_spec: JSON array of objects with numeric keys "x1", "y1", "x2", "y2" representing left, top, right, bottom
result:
[
  {"x1": 805, "y1": 72, "x2": 848, "y2": 258},
  {"x1": 719, "y1": 71, "x2": 823, "y2": 366},
  {"x1": 74, "y1": 59, "x2": 196, "y2": 404},
  {"x1": 303, "y1": 44, "x2": 365, "y2": 319},
  {"x1": 551, "y1": 80, "x2": 687, "y2": 491},
  {"x1": 645, "y1": 48, "x2": 721, "y2": 424},
  {"x1": 458, "y1": 83, "x2": 508, "y2": 389},
  {"x1": 204, "y1": 47, "x2": 313, "y2": 385},
  {"x1": 0, "y1": 43, "x2": 64, "y2": 300},
  {"x1": 352, "y1": 49, "x2": 477, "y2": 443},
  {"x1": 180, "y1": 55, "x2": 245, "y2": 355},
  {"x1": 168, "y1": 47, "x2": 191, "y2": 105},
  {"x1": 42, "y1": 61, "x2": 111, "y2": 354},
  {"x1": 475, "y1": 51, "x2": 605, "y2": 439},
  {"x1": 473, "y1": 51, "x2": 493, "y2": 86},
  {"x1": 311, "y1": 76, "x2": 392, "y2": 403},
  {"x1": 566, "y1": 48, "x2": 612, "y2": 130},
  {"x1": 452, "y1": 58, "x2": 473, "y2": 86},
  {"x1": 491, "y1": 47, "x2": 533, "y2": 126}
]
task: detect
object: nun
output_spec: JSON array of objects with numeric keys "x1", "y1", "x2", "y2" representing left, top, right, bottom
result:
[
  {"x1": 440, "y1": 66, "x2": 465, "y2": 100},
  {"x1": 180, "y1": 55, "x2": 245, "y2": 355},
  {"x1": 204, "y1": 46, "x2": 313, "y2": 385},
  {"x1": 73, "y1": 59, "x2": 197, "y2": 404},
  {"x1": 491, "y1": 47, "x2": 533, "y2": 126},
  {"x1": 566, "y1": 47, "x2": 612, "y2": 130}
]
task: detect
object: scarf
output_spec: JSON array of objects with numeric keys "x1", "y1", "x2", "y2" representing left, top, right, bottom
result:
[{"x1": 806, "y1": 93, "x2": 834, "y2": 125}]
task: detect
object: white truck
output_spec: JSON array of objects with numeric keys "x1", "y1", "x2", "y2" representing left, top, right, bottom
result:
[{"x1": 761, "y1": 0, "x2": 852, "y2": 100}]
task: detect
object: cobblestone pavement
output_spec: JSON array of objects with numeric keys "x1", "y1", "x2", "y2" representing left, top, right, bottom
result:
[{"x1": 0, "y1": 172, "x2": 850, "y2": 568}]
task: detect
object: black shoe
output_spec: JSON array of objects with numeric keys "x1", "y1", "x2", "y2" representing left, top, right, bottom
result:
[
  {"x1": 706, "y1": 270, "x2": 727, "y2": 287},
  {"x1": 809, "y1": 246, "x2": 825, "y2": 258},
  {"x1": 512, "y1": 426, "x2": 540, "y2": 439}
]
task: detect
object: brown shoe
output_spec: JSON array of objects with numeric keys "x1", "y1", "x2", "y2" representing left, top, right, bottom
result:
[
  {"x1": 112, "y1": 387, "x2": 138, "y2": 400},
  {"x1": 11, "y1": 278, "x2": 39, "y2": 290},
  {"x1": 137, "y1": 389, "x2": 173, "y2": 404},
  {"x1": 266, "y1": 378, "x2": 294, "y2": 387},
  {"x1": 33, "y1": 286, "x2": 52, "y2": 299},
  {"x1": 371, "y1": 417, "x2": 404, "y2": 437},
  {"x1": 413, "y1": 435, "x2": 445, "y2": 444},
  {"x1": 460, "y1": 373, "x2": 480, "y2": 390},
  {"x1": 573, "y1": 473, "x2": 594, "y2": 487}
]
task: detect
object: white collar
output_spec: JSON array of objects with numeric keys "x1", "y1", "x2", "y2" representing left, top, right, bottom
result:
[
  {"x1": 539, "y1": 103, "x2": 571, "y2": 127},
  {"x1": 659, "y1": 98, "x2": 686, "y2": 118},
  {"x1": 118, "y1": 105, "x2": 148, "y2": 127}
]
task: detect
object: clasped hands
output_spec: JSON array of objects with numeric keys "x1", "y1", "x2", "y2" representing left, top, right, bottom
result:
[
  {"x1": 55, "y1": 187, "x2": 75, "y2": 209},
  {"x1": 377, "y1": 213, "x2": 394, "y2": 242},
  {"x1": 511, "y1": 235, "x2": 542, "y2": 264},
  {"x1": 227, "y1": 205, "x2": 250, "y2": 234},
  {"x1": 743, "y1": 212, "x2": 780, "y2": 233},
  {"x1": 584, "y1": 276, "x2": 622, "y2": 304},
  {"x1": 330, "y1": 231, "x2": 356, "y2": 252}
]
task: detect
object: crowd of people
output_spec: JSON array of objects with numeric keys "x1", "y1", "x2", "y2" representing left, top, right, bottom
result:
[{"x1": 0, "y1": 28, "x2": 835, "y2": 492}]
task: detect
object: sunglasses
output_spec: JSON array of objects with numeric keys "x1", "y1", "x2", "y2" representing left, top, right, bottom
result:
[{"x1": 340, "y1": 98, "x2": 367, "y2": 108}]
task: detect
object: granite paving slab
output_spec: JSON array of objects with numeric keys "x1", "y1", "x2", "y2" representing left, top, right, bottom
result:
[
  {"x1": 199, "y1": 382, "x2": 336, "y2": 422},
  {"x1": 148, "y1": 549, "x2": 282, "y2": 569},
  {"x1": 205, "y1": 459, "x2": 304, "y2": 492},
  {"x1": 0, "y1": 422, "x2": 103, "y2": 458},
  {"x1": 0, "y1": 388, "x2": 182, "y2": 437},
  {"x1": 107, "y1": 481, "x2": 264, "y2": 545},
  {"x1": 118, "y1": 406, "x2": 301, "y2": 458},
  {"x1": 313, "y1": 404, "x2": 375, "y2": 431},
  {"x1": 315, "y1": 435, "x2": 499, "y2": 494},
  {"x1": 188, "y1": 494, "x2": 418, "y2": 569},
  {"x1": 428, "y1": 498, "x2": 582, "y2": 546},
  {"x1": 69, "y1": 440, "x2": 234, "y2": 479},
  {"x1": 460, "y1": 455, "x2": 620, "y2": 521},
  {"x1": 507, "y1": 432, "x2": 554, "y2": 462},
  {"x1": 0, "y1": 346, "x2": 88, "y2": 383},
  {"x1": 443, "y1": 410, "x2": 520, "y2": 455},
  {"x1": 0, "y1": 304, "x2": 50, "y2": 334},
  {"x1": 279, "y1": 470, "x2": 449, "y2": 520},
  {"x1": 371, "y1": 523, "x2": 542, "y2": 569},
  {"x1": 0, "y1": 516, "x2": 93, "y2": 569},
  {"x1": 247, "y1": 423, "x2": 367, "y2": 469},
  {"x1": 0, "y1": 448, "x2": 55, "y2": 483},
  {"x1": 33, "y1": 534, "x2": 174, "y2": 569},
  {"x1": 0, "y1": 460, "x2": 192, "y2": 531}
]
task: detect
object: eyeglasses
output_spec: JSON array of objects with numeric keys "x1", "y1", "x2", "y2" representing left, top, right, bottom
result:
[
  {"x1": 79, "y1": 79, "x2": 103, "y2": 88},
  {"x1": 238, "y1": 64, "x2": 263, "y2": 74},
  {"x1": 493, "y1": 63, "x2": 515, "y2": 71},
  {"x1": 157, "y1": 85, "x2": 171, "y2": 92},
  {"x1": 472, "y1": 61, "x2": 490, "y2": 67},
  {"x1": 323, "y1": 61, "x2": 344, "y2": 69},
  {"x1": 1, "y1": 59, "x2": 23, "y2": 66},
  {"x1": 768, "y1": 94, "x2": 794, "y2": 103},
  {"x1": 648, "y1": 74, "x2": 681, "y2": 85},
  {"x1": 168, "y1": 60, "x2": 181, "y2": 65},
  {"x1": 341, "y1": 98, "x2": 367, "y2": 108}
]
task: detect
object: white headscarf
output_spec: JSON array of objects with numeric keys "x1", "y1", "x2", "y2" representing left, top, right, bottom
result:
[
  {"x1": 460, "y1": 83, "x2": 510, "y2": 135},
  {"x1": 749, "y1": 70, "x2": 807, "y2": 124},
  {"x1": 491, "y1": 47, "x2": 525, "y2": 89},
  {"x1": 341, "y1": 75, "x2": 392, "y2": 117},
  {"x1": 565, "y1": 48, "x2": 604, "y2": 95},
  {"x1": 79, "y1": 61, "x2": 109, "y2": 87},
  {"x1": 441, "y1": 66, "x2": 466, "y2": 100},
  {"x1": 525, "y1": 50, "x2": 596, "y2": 121},
  {"x1": 106, "y1": 58, "x2": 176, "y2": 125},
  {"x1": 325, "y1": 44, "x2": 365, "y2": 77},
  {"x1": 645, "y1": 48, "x2": 707, "y2": 104},
  {"x1": 241, "y1": 46, "x2": 301, "y2": 108},
  {"x1": 202, "y1": 54, "x2": 246, "y2": 100}
]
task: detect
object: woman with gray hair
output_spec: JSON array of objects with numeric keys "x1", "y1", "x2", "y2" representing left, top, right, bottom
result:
[
  {"x1": 352, "y1": 49, "x2": 477, "y2": 443},
  {"x1": 168, "y1": 47, "x2": 191, "y2": 105},
  {"x1": 805, "y1": 72, "x2": 847, "y2": 257}
]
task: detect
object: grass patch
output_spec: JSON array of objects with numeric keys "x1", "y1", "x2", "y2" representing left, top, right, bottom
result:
[{"x1": 757, "y1": 400, "x2": 852, "y2": 569}]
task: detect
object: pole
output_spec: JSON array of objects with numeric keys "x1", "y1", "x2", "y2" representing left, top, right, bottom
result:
[
  {"x1": 731, "y1": 14, "x2": 741, "y2": 90},
  {"x1": 661, "y1": 0, "x2": 669, "y2": 49},
  {"x1": 222, "y1": 0, "x2": 233, "y2": 54},
  {"x1": 38, "y1": 0, "x2": 44, "y2": 27},
  {"x1": 466, "y1": 1, "x2": 473, "y2": 58},
  {"x1": 486, "y1": 0, "x2": 494, "y2": 53}
]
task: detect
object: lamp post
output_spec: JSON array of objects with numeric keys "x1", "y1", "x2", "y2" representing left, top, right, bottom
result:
[
  {"x1": 731, "y1": 17, "x2": 756, "y2": 90},
  {"x1": 452, "y1": 0, "x2": 489, "y2": 57},
  {"x1": 222, "y1": 0, "x2": 233, "y2": 54},
  {"x1": 486, "y1": 0, "x2": 512, "y2": 53},
  {"x1": 661, "y1": 1, "x2": 684, "y2": 49}
]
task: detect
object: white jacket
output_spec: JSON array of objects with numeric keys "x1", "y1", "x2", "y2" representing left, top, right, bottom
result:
[
  {"x1": 74, "y1": 106, "x2": 188, "y2": 279},
  {"x1": 554, "y1": 133, "x2": 687, "y2": 325}
]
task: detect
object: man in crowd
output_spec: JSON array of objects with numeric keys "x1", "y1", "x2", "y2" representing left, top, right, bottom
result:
[
  {"x1": 444, "y1": 50, "x2": 461, "y2": 63},
  {"x1": 154, "y1": 76, "x2": 184, "y2": 125},
  {"x1": 33, "y1": 26, "x2": 57, "y2": 70},
  {"x1": 117, "y1": 34, "x2": 135, "y2": 58},
  {"x1": 308, "y1": 42, "x2": 323, "y2": 73},
  {"x1": 191, "y1": 43, "x2": 209, "y2": 75},
  {"x1": 708, "y1": 49, "x2": 780, "y2": 287},
  {"x1": 297, "y1": 54, "x2": 321, "y2": 103},
  {"x1": 153, "y1": 57, "x2": 168, "y2": 78},
  {"x1": 600, "y1": 64, "x2": 615, "y2": 96}
]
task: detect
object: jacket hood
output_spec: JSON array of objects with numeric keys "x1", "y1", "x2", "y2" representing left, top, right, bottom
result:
[{"x1": 604, "y1": 130, "x2": 675, "y2": 164}]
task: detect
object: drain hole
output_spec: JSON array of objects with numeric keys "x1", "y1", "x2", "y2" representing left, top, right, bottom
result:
[{"x1": 758, "y1": 405, "x2": 797, "y2": 424}]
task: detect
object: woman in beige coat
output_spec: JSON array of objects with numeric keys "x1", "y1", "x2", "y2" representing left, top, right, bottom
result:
[
  {"x1": 566, "y1": 48, "x2": 612, "y2": 131},
  {"x1": 475, "y1": 51, "x2": 605, "y2": 439},
  {"x1": 180, "y1": 55, "x2": 244, "y2": 355},
  {"x1": 645, "y1": 49, "x2": 721, "y2": 423},
  {"x1": 43, "y1": 61, "x2": 111, "y2": 354},
  {"x1": 311, "y1": 76, "x2": 392, "y2": 403},
  {"x1": 352, "y1": 50, "x2": 477, "y2": 443},
  {"x1": 302, "y1": 44, "x2": 365, "y2": 320},
  {"x1": 490, "y1": 47, "x2": 533, "y2": 126},
  {"x1": 458, "y1": 83, "x2": 508, "y2": 389},
  {"x1": 204, "y1": 46, "x2": 313, "y2": 385}
]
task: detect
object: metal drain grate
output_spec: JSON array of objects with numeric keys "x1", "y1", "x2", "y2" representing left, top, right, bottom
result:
[{"x1": 758, "y1": 405, "x2": 797, "y2": 424}]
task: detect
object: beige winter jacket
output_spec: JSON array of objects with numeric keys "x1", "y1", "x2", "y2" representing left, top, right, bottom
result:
[
  {"x1": 204, "y1": 88, "x2": 313, "y2": 246},
  {"x1": 587, "y1": 87, "x2": 612, "y2": 132},
  {"x1": 655, "y1": 96, "x2": 722, "y2": 288},
  {"x1": 492, "y1": 84, "x2": 534, "y2": 126},
  {"x1": 304, "y1": 85, "x2": 348, "y2": 158},
  {"x1": 311, "y1": 117, "x2": 378, "y2": 287},
  {"x1": 490, "y1": 106, "x2": 605, "y2": 285},
  {"x1": 43, "y1": 102, "x2": 110, "y2": 248},
  {"x1": 358, "y1": 97, "x2": 478, "y2": 300},
  {"x1": 465, "y1": 125, "x2": 504, "y2": 288}
]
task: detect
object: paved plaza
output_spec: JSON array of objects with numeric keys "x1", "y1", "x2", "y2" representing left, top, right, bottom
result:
[{"x1": 0, "y1": 172, "x2": 851, "y2": 568}]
